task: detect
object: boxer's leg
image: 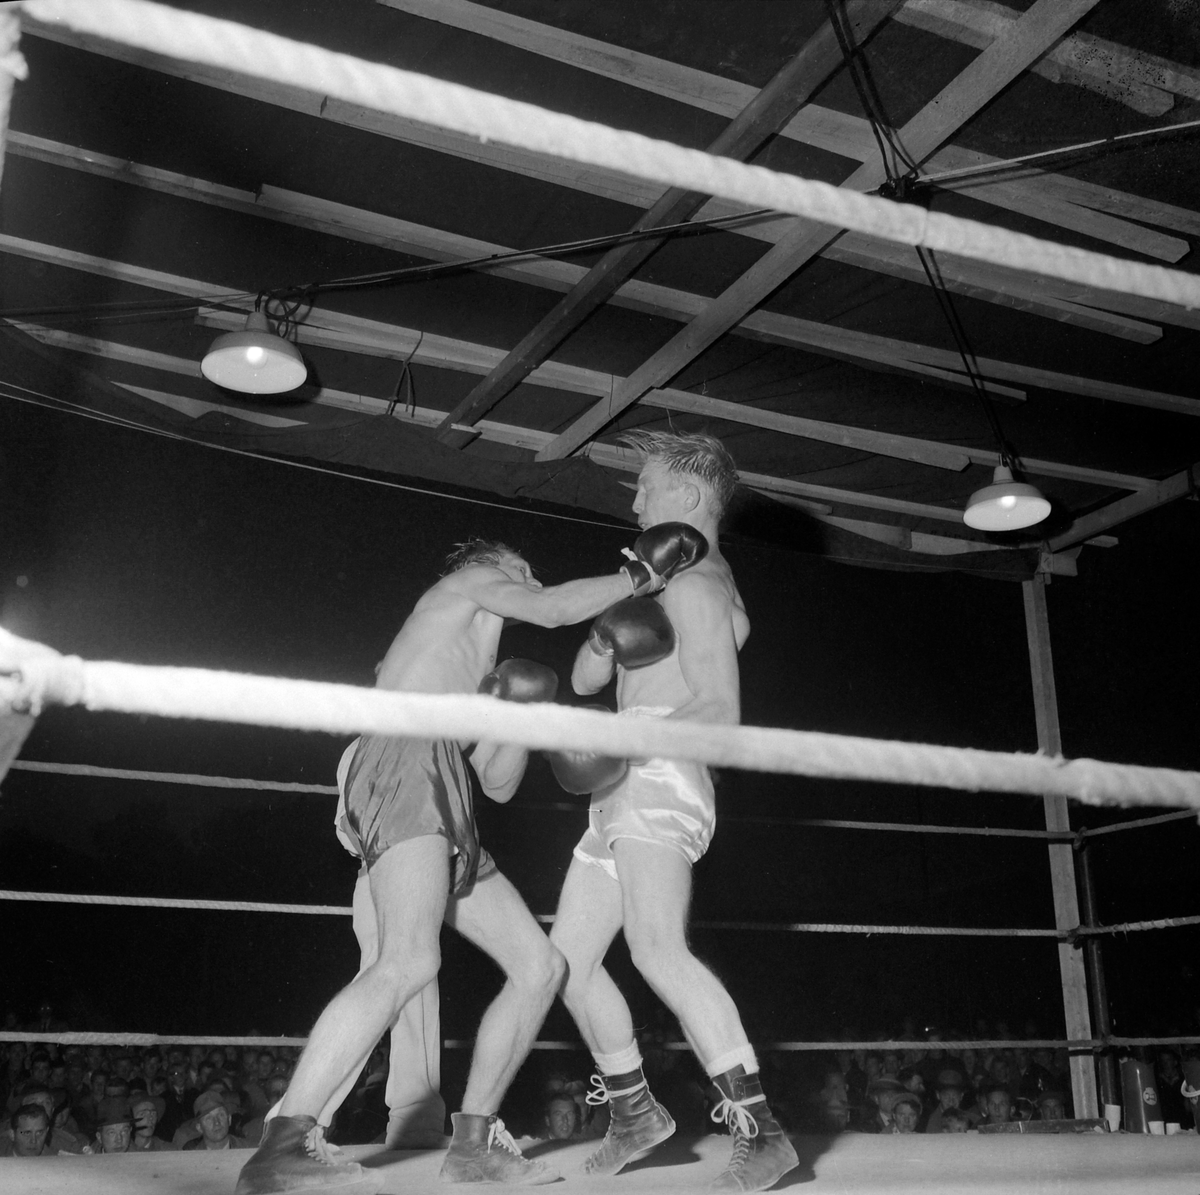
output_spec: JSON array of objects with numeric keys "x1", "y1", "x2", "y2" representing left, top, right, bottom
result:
[
  {"x1": 612, "y1": 839, "x2": 796, "y2": 1195},
  {"x1": 437, "y1": 869, "x2": 562, "y2": 1185},
  {"x1": 551, "y1": 850, "x2": 675, "y2": 1177}
]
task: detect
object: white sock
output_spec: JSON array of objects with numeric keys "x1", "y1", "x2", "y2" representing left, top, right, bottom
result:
[
  {"x1": 593, "y1": 1042, "x2": 643, "y2": 1076},
  {"x1": 705, "y1": 1045, "x2": 758, "y2": 1080}
]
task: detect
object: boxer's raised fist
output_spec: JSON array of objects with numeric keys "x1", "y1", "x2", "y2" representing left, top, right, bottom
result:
[
  {"x1": 478, "y1": 658, "x2": 559, "y2": 703},
  {"x1": 587, "y1": 596, "x2": 674, "y2": 670},
  {"x1": 621, "y1": 522, "x2": 708, "y2": 596}
]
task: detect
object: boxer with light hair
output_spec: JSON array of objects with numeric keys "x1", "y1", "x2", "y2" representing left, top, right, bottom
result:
[{"x1": 547, "y1": 431, "x2": 799, "y2": 1193}]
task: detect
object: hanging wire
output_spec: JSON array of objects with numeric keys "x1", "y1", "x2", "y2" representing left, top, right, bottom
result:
[
  {"x1": 824, "y1": 0, "x2": 1015, "y2": 465},
  {"x1": 918, "y1": 115, "x2": 1200, "y2": 188},
  {"x1": 0, "y1": 205, "x2": 774, "y2": 327}
]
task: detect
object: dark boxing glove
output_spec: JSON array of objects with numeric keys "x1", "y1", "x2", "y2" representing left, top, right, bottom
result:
[
  {"x1": 546, "y1": 704, "x2": 628, "y2": 795},
  {"x1": 621, "y1": 522, "x2": 708, "y2": 596},
  {"x1": 587, "y1": 596, "x2": 674, "y2": 670},
  {"x1": 478, "y1": 658, "x2": 559, "y2": 703}
]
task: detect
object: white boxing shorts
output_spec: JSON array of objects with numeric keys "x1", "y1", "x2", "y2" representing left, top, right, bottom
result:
[{"x1": 572, "y1": 706, "x2": 716, "y2": 880}]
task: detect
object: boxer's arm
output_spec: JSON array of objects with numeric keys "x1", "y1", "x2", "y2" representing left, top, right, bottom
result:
[
  {"x1": 454, "y1": 567, "x2": 632, "y2": 628},
  {"x1": 469, "y1": 740, "x2": 529, "y2": 804},
  {"x1": 571, "y1": 636, "x2": 615, "y2": 695},
  {"x1": 661, "y1": 572, "x2": 741, "y2": 725}
]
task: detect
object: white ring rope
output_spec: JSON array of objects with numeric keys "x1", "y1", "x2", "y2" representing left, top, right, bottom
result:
[
  {"x1": 19, "y1": 0, "x2": 1200, "y2": 311},
  {"x1": 9, "y1": 758, "x2": 337, "y2": 793},
  {"x1": 3, "y1": 1030, "x2": 1199, "y2": 1052},
  {"x1": 3, "y1": 630, "x2": 1200, "y2": 811},
  {"x1": 4, "y1": 889, "x2": 1196, "y2": 940}
]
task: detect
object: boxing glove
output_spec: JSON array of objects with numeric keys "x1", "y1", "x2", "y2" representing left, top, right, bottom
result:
[
  {"x1": 621, "y1": 522, "x2": 708, "y2": 596},
  {"x1": 478, "y1": 658, "x2": 559, "y2": 703},
  {"x1": 546, "y1": 705, "x2": 628, "y2": 795},
  {"x1": 586, "y1": 596, "x2": 674, "y2": 670}
]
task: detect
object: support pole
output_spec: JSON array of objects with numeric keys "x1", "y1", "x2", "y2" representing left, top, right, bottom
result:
[
  {"x1": 1022, "y1": 573, "x2": 1099, "y2": 1119},
  {"x1": 1076, "y1": 839, "x2": 1121, "y2": 1107}
]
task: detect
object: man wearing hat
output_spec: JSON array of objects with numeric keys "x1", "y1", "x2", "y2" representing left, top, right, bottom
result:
[
  {"x1": 182, "y1": 1090, "x2": 251, "y2": 1151},
  {"x1": 93, "y1": 1099, "x2": 134, "y2": 1154},
  {"x1": 129, "y1": 1093, "x2": 173, "y2": 1151},
  {"x1": 859, "y1": 1078, "x2": 905, "y2": 1133}
]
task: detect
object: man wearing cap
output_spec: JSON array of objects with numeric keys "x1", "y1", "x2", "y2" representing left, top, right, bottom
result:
[
  {"x1": 129, "y1": 1093, "x2": 173, "y2": 1151},
  {"x1": 183, "y1": 1090, "x2": 250, "y2": 1151}
]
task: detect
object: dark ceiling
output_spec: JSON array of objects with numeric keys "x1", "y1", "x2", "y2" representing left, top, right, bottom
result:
[{"x1": 3, "y1": 0, "x2": 1200, "y2": 580}]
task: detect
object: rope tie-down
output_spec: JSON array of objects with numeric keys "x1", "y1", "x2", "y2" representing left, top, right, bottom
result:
[{"x1": 4, "y1": 629, "x2": 1200, "y2": 810}]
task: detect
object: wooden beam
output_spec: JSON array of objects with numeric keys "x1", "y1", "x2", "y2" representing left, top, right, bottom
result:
[
  {"x1": 380, "y1": 0, "x2": 1194, "y2": 259},
  {"x1": 19, "y1": 132, "x2": 1192, "y2": 410},
  {"x1": 1022, "y1": 574, "x2": 1100, "y2": 1121},
  {"x1": 0, "y1": 237, "x2": 1172, "y2": 493},
  {"x1": 1046, "y1": 465, "x2": 1199, "y2": 551},
  {"x1": 431, "y1": 0, "x2": 905, "y2": 445},
  {"x1": 24, "y1": 19, "x2": 1184, "y2": 340},
  {"x1": 537, "y1": 0, "x2": 1104, "y2": 461},
  {"x1": 896, "y1": 0, "x2": 1200, "y2": 116}
]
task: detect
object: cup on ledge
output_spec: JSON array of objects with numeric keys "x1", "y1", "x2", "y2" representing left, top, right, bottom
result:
[
  {"x1": 1148, "y1": 1121, "x2": 1165, "y2": 1135},
  {"x1": 1103, "y1": 1104, "x2": 1121, "y2": 1133},
  {"x1": 1165, "y1": 1123, "x2": 1181, "y2": 1136}
]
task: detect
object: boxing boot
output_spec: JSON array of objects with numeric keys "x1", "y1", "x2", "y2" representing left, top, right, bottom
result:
[
  {"x1": 582, "y1": 1067, "x2": 675, "y2": 1177},
  {"x1": 708, "y1": 1066, "x2": 798, "y2": 1193},
  {"x1": 438, "y1": 1113, "x2": 559, "y2": 1185},
  {"x1": 235, "y1": 1114, "x2": 381, "y2": 1195}
]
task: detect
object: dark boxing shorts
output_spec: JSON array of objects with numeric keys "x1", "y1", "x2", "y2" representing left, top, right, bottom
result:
[{"x1": 336, "y1": 734, "x2": 495, "y2": 895}]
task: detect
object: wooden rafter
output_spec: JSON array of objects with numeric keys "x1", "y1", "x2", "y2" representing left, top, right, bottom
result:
[
  {"x1": 0, "y1": 234, "x2": 1180, "y2": 491},
  {"x1": 379, "y1": 0, "x2": 1196, "y2": 256},
  {"x1": 536, "y1": 0, "x2": 1105, "y2": 461},
  {"x1": 21, "y1": 18, "x2": 1177, "y2": 345},
  {"x1": 430, "y1": 0, "x2": 905, "y2": 446}
]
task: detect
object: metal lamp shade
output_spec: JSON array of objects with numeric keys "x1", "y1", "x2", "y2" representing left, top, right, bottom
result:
[{"x1": 201, "y1": 311, "x2": 307, "y2": 394}]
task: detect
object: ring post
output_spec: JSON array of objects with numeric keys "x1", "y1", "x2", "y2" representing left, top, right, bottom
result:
[{"x1": 1023, "y1": 572, "x2": 1099, "y2": 1119}]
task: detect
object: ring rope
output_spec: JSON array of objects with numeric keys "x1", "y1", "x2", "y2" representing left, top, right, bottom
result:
[
  {"x1": 8, "y1": 760, "x2": 1077, "y2": 839},
  {"x1": 13, "y1": 758, "x2": 1190, "y2": 841},
  {"x1": 8, "y1": 758, "x2": 337, "y2": 793},
  {"x1": 3, "y1": 632, "x2": 1200, "y2": 811},
  {"x1": 4, "y1": 889, "x2": 1195, "y2": 939},
  {"x1": 3, "y1": 1030, "x2": 1199, "y2": 1052},
  {"x1": 20, "y1": 0, "x2": 1200, "y2": 312}
]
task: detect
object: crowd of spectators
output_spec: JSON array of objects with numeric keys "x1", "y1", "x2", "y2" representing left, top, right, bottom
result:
[{"x1": 3, "y1": 1005, "x2": 1198, "y2": 1159}]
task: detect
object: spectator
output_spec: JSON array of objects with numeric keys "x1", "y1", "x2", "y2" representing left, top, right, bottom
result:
[
  {"x1": 859, "y1": 1078, "x2": 905, "y2": 1133},
  {"x1": 1155, "y1": 1050, "x2": 1191, "y2": 1128},
  {"x1": 1012, "y1": 1047, "x2": 1055, "y2": 1102},
  {"x1": 1035, "y1": 1090, "x2": 1066, "y2": 1122},
  {"x1": 182, "y1": 1091, "x2": 251, "y2": 1152},
  {"x1": 3, "y1": 1083, "x2": 88, "y2": 1154},
  {"x1": 242, "y1": 1075, "x2": 288, "y2": 1147},
  {"x1": 74, "y1": 1069, "x2": 108, "y2": 1138},
  {"x1": 925, "y1": 1072, "x2": 978, "y2": 1133},
  {"x1": 1, "y1": 1105, "x2": 53, "y2": 1157},
  {"x1": 49, "y1": 1088, "x2": 90, "y2": 1152},
  {"x1": 937, "y1": 1107, "x2": 972, "y2": 1133},
  {"x1": 891, "y1": 1092, "x2": 922, "y2": 1134},
  {"x1": 93, "y1": 1100, "x2": 134, "y2": 1155},
  {"x1": 129, "y1": 1094, "x2": 173, "y2": 1152},
  {"x1": 157, "y1": 1061, "x2": 195, "y2": 1142},
  {"x1": 979, "y1": 1084, "x2": 1013, "y2": 1128},
  {"x1": 543, "y1": 1094, "x2": 581, "y2": 1142}
]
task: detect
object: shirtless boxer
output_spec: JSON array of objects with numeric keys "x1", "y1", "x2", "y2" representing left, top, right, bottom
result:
[
  {"x1": 238, "y1": 537, "x2": 700, "y2": 1194},
  {"x1": 549, "y1": 433, "x2": 799, "y2": 1193}
]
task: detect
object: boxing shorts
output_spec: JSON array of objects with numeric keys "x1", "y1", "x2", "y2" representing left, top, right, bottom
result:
[
  {"x1": 572, "y1": 706, "x2": 716, "y2": 881},
  {"x1": 335, "y1": 735, "x2": 495, "y2": 895}
]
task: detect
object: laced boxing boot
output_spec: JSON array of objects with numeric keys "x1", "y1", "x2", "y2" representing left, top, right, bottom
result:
[
  {"x1": 708, "y1": 1066, "x2": 798, "y2": 1193},
  {"x1": 582, "y1": 1067, "x2": 676, "y2": 1177},
  {"x1": 438, "y1": 1112, "x2": 559, "y2": 1184},
  {"x1": 236, "y1": 1114, "x2": 382, "y2": 1195}
]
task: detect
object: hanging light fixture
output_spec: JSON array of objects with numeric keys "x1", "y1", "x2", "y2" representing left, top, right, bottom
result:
[
  {"x1": 964, "y1": 460, "x2": 1051, "y2": 531},
  {"x1": 200, "y1": 309, "x2": 306, "y2": 395}
]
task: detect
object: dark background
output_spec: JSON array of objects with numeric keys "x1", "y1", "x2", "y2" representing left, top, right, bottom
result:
[{"x1": 2, "y1": 398, "x2": 1197, "y2": 1062}]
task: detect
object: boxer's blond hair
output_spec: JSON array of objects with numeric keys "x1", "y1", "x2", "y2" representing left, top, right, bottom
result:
[
  {"x1": 442, "y1": 538, "x2": 519, "y2": 575},
  {"x1": 620, "y1": 430, "x2": 739, "y2": 521}
]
